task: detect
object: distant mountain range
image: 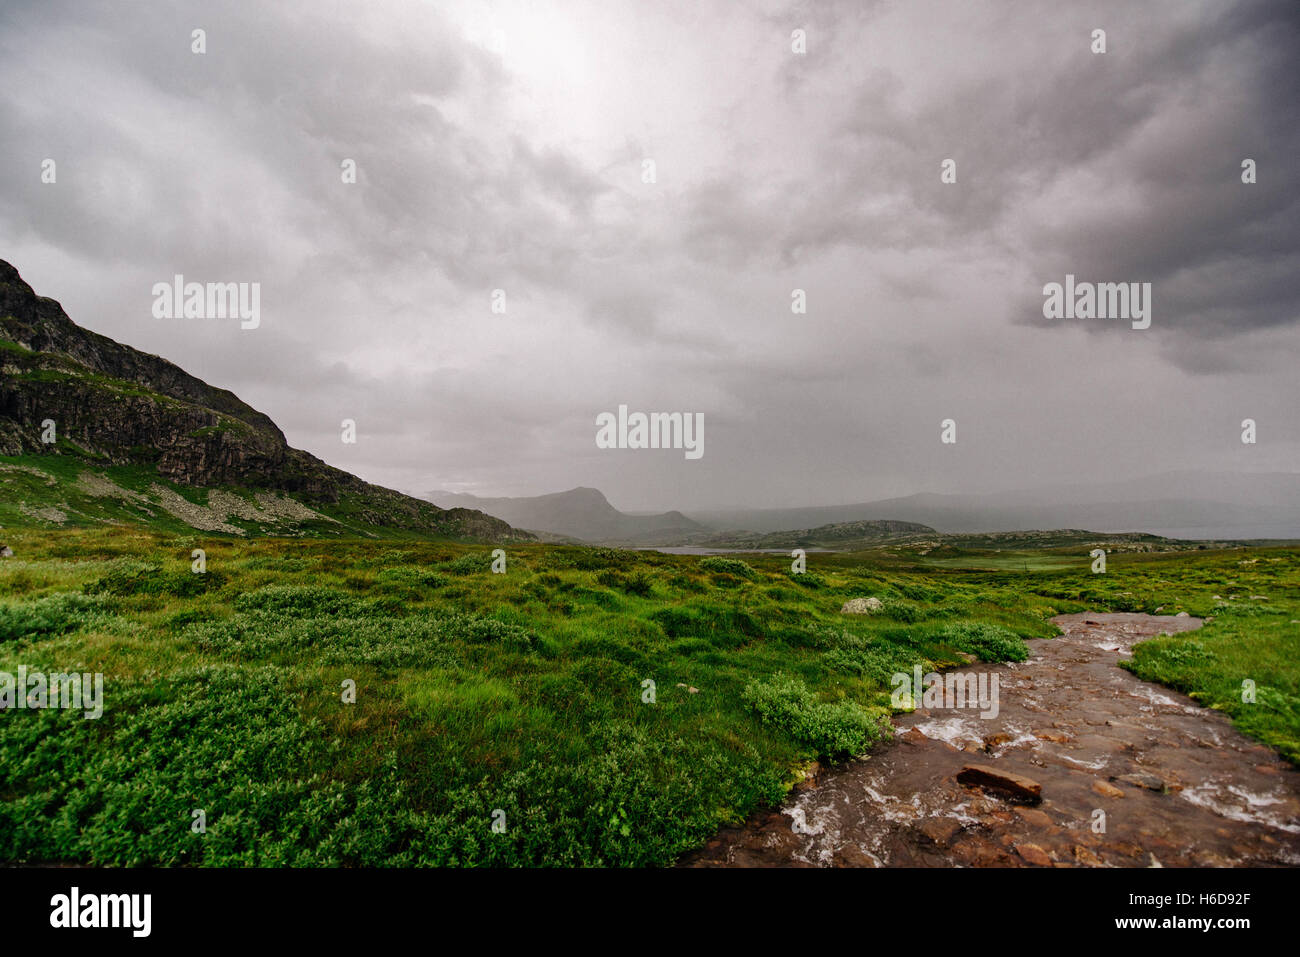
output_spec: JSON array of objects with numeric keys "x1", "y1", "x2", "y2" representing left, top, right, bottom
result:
[
  {"x1": 426, "y1": 487, "x2": 706, "y2": 545},
  {"x1": 686, "y1": 473, "x2": 1300, "y2": 541},
  {"x1": 10, "y1": 259, "x2": 1290, "y2": 547},
  {"x1": 427, "y1": 471, "x2": 1300, "y2": 547},
  {"x1": 0, "y1": 259, "x2": 529, "y2": 541}
]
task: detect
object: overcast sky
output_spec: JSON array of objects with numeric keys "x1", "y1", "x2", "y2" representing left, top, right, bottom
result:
[{"x1": 2, "y1": 0, "x2": 1297, "y2": 511}]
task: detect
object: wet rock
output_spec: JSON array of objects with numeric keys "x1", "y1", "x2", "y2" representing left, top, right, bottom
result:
[
  {"x1": 983, "y1": 732, "x2": 1015, "y2": 751},
  {"x1": 793, "y1": 762, "x2": 822, "y2": 791},
  {"x1": 951, "y1": 838, "x2": 1011, "y2": 867},
  {"x1": 1072, "y1": 845, "x2": 1105, "y2": 867},
  {"x1": 957, "y1": 764, "x2": 1043, "y2": 804},
  {"x1": 1015, "y1": 843, "x2": 1053, "y2": 866},
  {"x1": 899, "y1": 727, "x2": 928, "y2": 744},
  {"x1": 833, "y1": 846, "x2": 875, "y2": 868},
  {"x1": 1092, "y1": 780, "x2": 1125, "y2": 799},
  {"x1": 1117, "y1": 772, "x2": 1169, "y2": 792},
  {"x1": 1034, "y1": 730, "x2": 1071, "y2": 744},
  {"x1": 1012, "y1": 807, "x2": 1055, "y2": 828},
  {"x1": 914, "y1": 816, "x2": 962, "y2": 848},
  {"x1": 841, "y1": 597, "x2": 883, "y2": 614}
]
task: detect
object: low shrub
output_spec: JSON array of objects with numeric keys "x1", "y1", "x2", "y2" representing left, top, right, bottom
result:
[{"x1": 742, "y1": 673, "x2": 888, "y2": 758}]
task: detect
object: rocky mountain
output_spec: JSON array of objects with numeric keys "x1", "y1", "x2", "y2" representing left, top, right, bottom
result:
[
  {"x1": 0, "y1": 259, "x2": 530, "y2": 541},
  {"x1": 426, "y1": 486, "x2": 707, "y2": 544}
]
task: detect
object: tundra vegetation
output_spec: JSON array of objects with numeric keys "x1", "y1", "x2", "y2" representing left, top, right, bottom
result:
[{"x1": 0, "y1": 527, "x2": 1296, "y2": 866}]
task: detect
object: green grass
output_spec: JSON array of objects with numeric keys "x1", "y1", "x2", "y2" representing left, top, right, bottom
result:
[{"x1": 0, "y1": 528, "x2": 1296, "y2": 865}]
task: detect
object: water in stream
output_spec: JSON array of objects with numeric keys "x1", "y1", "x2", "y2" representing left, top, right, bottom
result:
[{"x1": 683, "y1": 613, "x2": 1300, "y2": 867}]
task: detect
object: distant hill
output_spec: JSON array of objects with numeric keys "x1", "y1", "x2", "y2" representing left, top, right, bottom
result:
[
  {"x1": 685, "y1": 473, "x2": 1300, "y2": 541},
  {"x1": 699, "y1": 518, "x2": 936, "y2": 549},
  {"x1": 426, "y1": 487, "x2": 707, "y2": 544},
  {"x1": 0, "y1": 259, "x2": 530, "y2": 541}
]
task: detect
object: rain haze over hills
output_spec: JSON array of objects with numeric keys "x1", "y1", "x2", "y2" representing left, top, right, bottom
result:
[{"x1": 2, "y1": 0, "x2": 1297, "y2": 533}]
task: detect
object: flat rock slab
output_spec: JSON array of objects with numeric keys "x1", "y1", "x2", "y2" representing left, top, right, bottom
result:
[{"x1": 957, "y1": 765, "x2": 1043, "y2": 804}]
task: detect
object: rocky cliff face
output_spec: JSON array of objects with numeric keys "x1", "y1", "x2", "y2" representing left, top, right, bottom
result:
[{"x1": 0, "y1": 259, "x2": 530, "y2": 541}]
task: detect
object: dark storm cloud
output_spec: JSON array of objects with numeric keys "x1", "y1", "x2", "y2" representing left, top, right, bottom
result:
[{"x1": 0, "y1": 0, "x2": 1295, "y2": 508}]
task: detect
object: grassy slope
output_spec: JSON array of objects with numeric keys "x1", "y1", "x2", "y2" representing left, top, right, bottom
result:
[
  {"x1": 0, "y1": 529, "x2": 1296, "y2": 866},
  {"x1": 0, "y1": 454, "x2": 490, "y2": 540}
]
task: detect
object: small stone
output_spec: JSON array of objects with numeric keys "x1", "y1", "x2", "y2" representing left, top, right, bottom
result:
[
  {"x1": 833, "y1": 846, "x2": 875, "y2": 868},
  {"x1": 0, "y1": 545, "x2": 11, "y2": 558},
  {"x1": 1092, "y1": 780, "x2": 1125, "y2": 799},
  {"x1": 1016, "y1": 843, "x2": 1053, "y2": 866},
  {"x1": 793, "y1": 762, "x2": 822, "y2": 791},
  {"x1": 1034, "y1": 730, "x2": 1070, "y2": 744},
  {"x1": 1072, "y1": 845, "x2": 1105, "y2": 867},
  {"x1": 1117, "y1": 772, "x2": 1168, "y2": 792},
  {"x1": 1176, "y1": 611, "x2": 1190, "y2": 617},
  {"x1": 1012, "y1": 807, "x2": 1054, "y2": 828},
  {"x1": 915, "y1": 816, "x2": 962, "y2": 847},
  {"x1": 951, "y1": 838, "x2": 1009, "y2": 867},
  {"x1": 983, "y1": 732, "x2": 1015, "y2": 751}
]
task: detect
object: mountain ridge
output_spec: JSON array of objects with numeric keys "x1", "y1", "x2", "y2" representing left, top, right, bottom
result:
[
  {"x1": 426, "y1": 486, "x2": 706, "y2": 544},
  {"x1": 0, "y1": 259, "x2": 530, "y2": 541}
]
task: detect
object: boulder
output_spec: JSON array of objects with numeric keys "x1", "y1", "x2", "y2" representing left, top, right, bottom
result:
[{"x1": 841, "y1": 597, "x2": 883, "y2": 614}]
